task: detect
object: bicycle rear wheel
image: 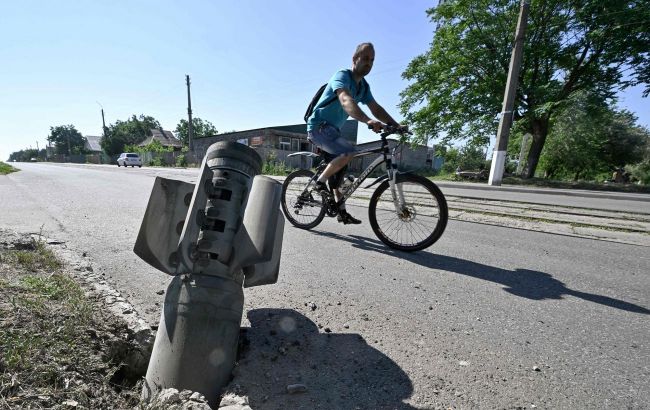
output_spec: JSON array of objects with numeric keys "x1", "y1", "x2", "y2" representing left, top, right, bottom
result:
[
  {"x1": 368, "y1": 174, "x2": 448, "y2": 252},
  {"x1": 281, "y1": 169, "x2": 326, "y2": 230}
]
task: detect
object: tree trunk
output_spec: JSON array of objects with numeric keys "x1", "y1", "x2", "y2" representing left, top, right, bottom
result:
[{"x1": 523, "y1": 118, "x2": 550, "y2": 179}]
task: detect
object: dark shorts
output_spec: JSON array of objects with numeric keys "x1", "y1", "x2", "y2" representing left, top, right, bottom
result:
[{"x1": 307, "y1": 123, "x2": 356, "y2": 156}]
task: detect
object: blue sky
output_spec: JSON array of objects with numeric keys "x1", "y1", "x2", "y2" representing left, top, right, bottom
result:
[{"x1": 0, "y1": 0, "x2": 647, "y2": 162}]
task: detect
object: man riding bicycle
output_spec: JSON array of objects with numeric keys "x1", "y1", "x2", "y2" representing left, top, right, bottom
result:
[{"x1": 306, "y1": 42, "x2": 407, "y2": 224}]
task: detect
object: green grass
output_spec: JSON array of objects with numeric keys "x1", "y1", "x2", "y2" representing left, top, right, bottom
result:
[
  {"x1": 0, "y1": 240, "x2": 94, "y2": 371},
  {"x1": 501, "y1": 176, "x2": 650, "y2": 193},
  {"x1": 0, "y1": 161, "x2": 19, "y2": 175},
  {"x1": 1, "y1": 240, "x2": 62, "y2": 272},
  {"x1": 0, "y1": 236, "x2": 141, "y2": 409},
  {"x1": 262, "y1": 161, "x2": 296, "y2": 176},
  {"x1": 421, "y1": 171, "x2": 650, "y2": 193},
  {"x1": 0, "y1": 273, "x2": 94, "y2": 375}
]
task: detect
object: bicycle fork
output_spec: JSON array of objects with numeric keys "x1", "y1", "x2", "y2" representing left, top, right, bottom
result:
[{"x1": 387, "y1": 168, "x2": 407, "y2": 217}]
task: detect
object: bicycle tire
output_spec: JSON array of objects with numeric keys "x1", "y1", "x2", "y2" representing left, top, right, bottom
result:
[
  {"x1": 368, "y1": 174, "x2": 448, "y2": 252},
  {"x1": 281, "y1": 169, "x2": 326, "y2": 230}
]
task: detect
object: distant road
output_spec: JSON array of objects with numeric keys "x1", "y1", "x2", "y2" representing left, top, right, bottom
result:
[
  {"x1": 434, "y1": 180, "x2": 650, "y2": 213},
  {"x1": 1, "y1": 162, "x2": 648, "y2": 409}
]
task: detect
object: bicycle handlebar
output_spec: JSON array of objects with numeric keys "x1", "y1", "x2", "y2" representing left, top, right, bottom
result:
[{"x1": 367, "y1": 124, "x2": 413, "y2": 138}]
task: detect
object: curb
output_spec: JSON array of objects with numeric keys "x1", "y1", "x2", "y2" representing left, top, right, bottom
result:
[
  {"x1": 434, "y1": 181, "x2": 650, "y2": 202},
  {"x1": 268, "y1": 174, "x2": 650, "y2": 202}
]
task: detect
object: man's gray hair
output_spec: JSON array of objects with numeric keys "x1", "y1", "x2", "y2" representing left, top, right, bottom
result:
[{"x1": 353, "y1": 42, "x2": 374, "y2": 58}]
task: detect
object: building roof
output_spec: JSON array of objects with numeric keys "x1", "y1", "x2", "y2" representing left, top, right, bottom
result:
[
  {"x1": 206, "y1": 120, "x2": 359, "y2": 143},
  {"x1": 138, "y1": 129, "x2": 183, "y2": 148},
  {"x1": 84, "y1": 135, "x2": 102, "y2": 152}
]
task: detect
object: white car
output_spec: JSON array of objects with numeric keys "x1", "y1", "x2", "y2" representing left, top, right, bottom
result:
[{"x1": 117, "y1": 153, "x2": 142, "y2": 168}]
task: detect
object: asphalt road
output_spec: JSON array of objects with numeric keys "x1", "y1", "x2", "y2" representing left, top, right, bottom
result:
[{"x1": 1, "y1": 162, "x2": 649, "y2": 409}]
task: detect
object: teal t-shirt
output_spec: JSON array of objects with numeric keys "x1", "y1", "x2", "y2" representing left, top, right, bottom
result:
[{"x1": 307, "y1": 69, "x2": 374, "y2": 131}]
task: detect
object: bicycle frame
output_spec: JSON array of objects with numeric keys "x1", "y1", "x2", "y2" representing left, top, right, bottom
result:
[{"x1": 291, "y1": 132, "x2": 407, "y2": 214}]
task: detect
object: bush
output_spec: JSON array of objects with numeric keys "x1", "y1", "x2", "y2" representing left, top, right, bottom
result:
[
  {"x1": 628, "y1": 161, "x2": 650, "y2": 185},
  {"x1": 148, "y1": 157, "x2": 163, "y2": 167},
  {"x1": 175, "y1": 153, "x2": 187, "y2": 167},
  {"x1": 261, "y1": 150, "x2": 295, "y2": 176},
  {"x1": 440, "y1": 144, "x2": 488, "y2": 174},
  {"x1": 262, "y1": 161, "x2": 294, "y2": 176}
]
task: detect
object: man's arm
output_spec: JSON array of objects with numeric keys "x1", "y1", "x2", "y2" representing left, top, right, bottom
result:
[
  {"x1": 367, "y1": 100, "x2": 400, "y2": 127},
  {"x1": 336, "y1": 89, "x2": 383, "y2": 132}
]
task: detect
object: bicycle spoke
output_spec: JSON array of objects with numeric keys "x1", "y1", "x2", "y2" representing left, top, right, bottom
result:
[
  {"x1": 281, "y1": 171, "x2": 326, "y2": 229},
  {"x1": 370, "y1": 178, "x2": 447, "y2": 249}
]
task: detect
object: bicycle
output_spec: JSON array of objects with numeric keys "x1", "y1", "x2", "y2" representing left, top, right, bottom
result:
[{"x1": 280, "y1": 125, "x2": 448, "y2": 252}]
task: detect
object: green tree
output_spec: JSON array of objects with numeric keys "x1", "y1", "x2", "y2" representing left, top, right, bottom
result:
[
  {"x1": 535, "y1": 93, "x2": 648, "y2": 180},
  {"x1": 400, "y1": 0, "x2": 649, "y2": 178},
  {"x1": 8, "y1": 148, "x2": 44, "y2": 162},
  {"x1": 628, "y1": 136, "x2": 650, "y2": 184},
  {"x1": 537, "y1": 95, "x2": 606, "y2": 179},
  {"x1": 125, "y1": 139, "x2": 173, "y2": 154},
  {"x1": 601, "y1": 110, "x2": 648, "y2": 168},
  {"x1": 175, "y1": 118, "x2": 218, "y2": 146},
  {"x1": 440, "y1": 143, "x2": 488, "y2": 173},
  {"x1": 47, "y1": 125, "x2": 85, "y2": 155},
  {"x1": 101, "y1": 114, "x2": 160, "y2": 156}
]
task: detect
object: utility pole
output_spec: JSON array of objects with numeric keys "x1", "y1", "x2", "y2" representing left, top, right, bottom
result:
[
  {"x1": 488, "y1": 0, "x2": 530, "y2": 186},
  {"x1": 97, "y1": 101, "x2": 107, "y2": 140},
  {"x1": 186, "y1": 75, "x2": 194, "y2": 152},
  {"x1": 101, "y1": 109, "x2": 107, "y2": 137}
]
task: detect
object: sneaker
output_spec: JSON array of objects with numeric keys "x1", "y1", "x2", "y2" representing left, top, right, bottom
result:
[{"x1": 337, "y1": 210, "x2": 361, "y2": 225}]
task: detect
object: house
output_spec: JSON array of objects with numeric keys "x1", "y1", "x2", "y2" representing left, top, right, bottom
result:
[
  {"x1": 191, "y1": 120, "x2": 359, "y2": 169},
  {"x1": 191, "y1": 121, "x2": 434, "y2": 172},
  {"x1": 139, "y1": 128, "x2": 183, "y2": 150},
  {"x1": 81, "y1": 135, "x2": 105, "y2": 164},
  {"x1": 83, "y1": 135, "x2": 103, "y2": 154}
]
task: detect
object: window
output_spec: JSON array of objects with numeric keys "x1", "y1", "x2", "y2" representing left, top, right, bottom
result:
[
  {"x1": 279, "y1": 137, "x2": 290, "y2": 151},
  {"x1": 291, "y1": 138, "x2": 299, "y2": 152}
]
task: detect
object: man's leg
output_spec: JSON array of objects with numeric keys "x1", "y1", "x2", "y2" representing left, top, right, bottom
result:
[
  {"x1": 309, "y1": 125, "x2": 355, "y2": 184},
  {"x1": 308, "y1": 125, "x2": 361, "y2": 224},
  {"x1": 328, "y1": 159, "x2": 362, "y2": 225},
  {"x1": 318, "y1": 154, "x2": 353, "y2": 181}
]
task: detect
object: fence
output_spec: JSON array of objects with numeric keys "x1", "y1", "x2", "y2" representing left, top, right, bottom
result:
[
  {"x1": 47, "y1": 151, "x2": 200, "y2": 167},
  {"x1": 139, "y1": 151, "x2": 199, "y2": 167}
]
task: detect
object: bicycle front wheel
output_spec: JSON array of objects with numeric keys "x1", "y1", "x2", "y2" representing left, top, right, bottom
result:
[
  {"x1": 368, "y1": 174, "x2": 448, "y2": 252},
  {"x1": 281, "y1": 169, "x2": 326, "y2": 230}
]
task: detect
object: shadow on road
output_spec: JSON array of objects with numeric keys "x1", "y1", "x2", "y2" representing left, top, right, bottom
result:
[
  {"x1": 309, "y1": 230, "x2": 649, "y2": 315},
  {"x1": 235, "y1": 308, "x2": 416, "y2": 410}
]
